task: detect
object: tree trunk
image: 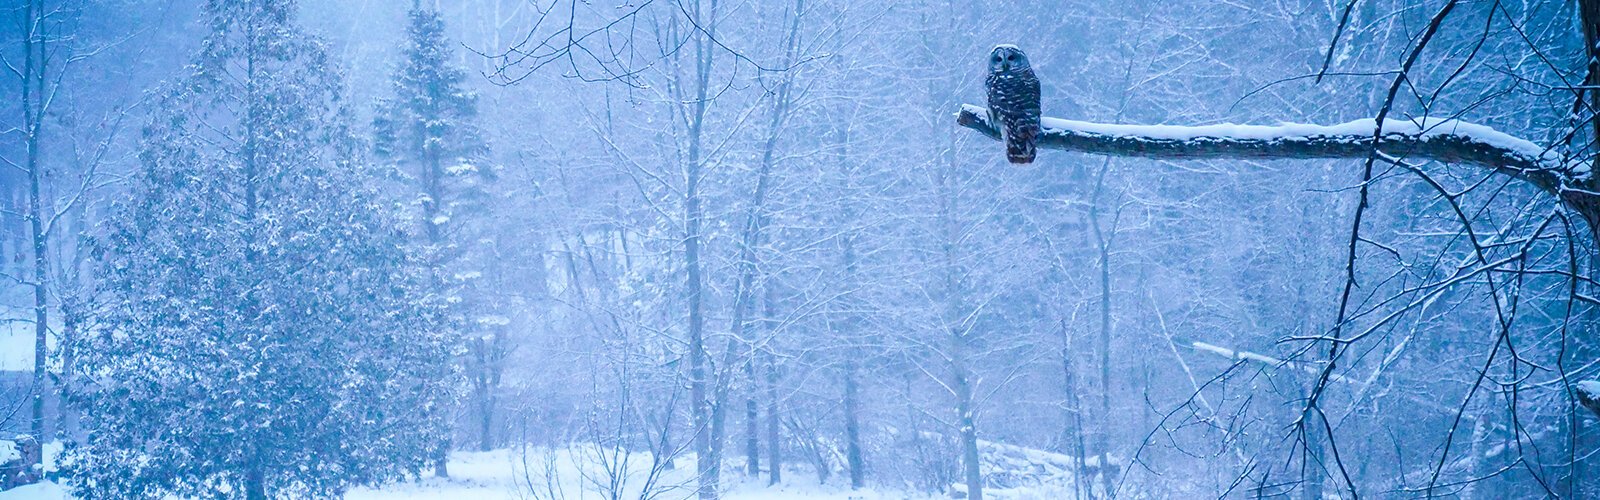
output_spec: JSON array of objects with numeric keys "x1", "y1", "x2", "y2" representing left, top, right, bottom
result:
[
  {"x1": 707, "y1": 381, "x2": 727, "y2": 495},
  {"x1": 1573, "y1": 249, "x2": 1600, "y2": 497},
  {"x1": 745, "y1": 360, "x2": 760, "y2": 476},
  {"x1": 433, "y1": 444, "x2": 449, "y2": 478},
  {"x1": 765, "y1": 350, "x2": 782, "y2": 485},
  {"x1": 938, "y1": 125, "x2": 981, "y2": 500},
  {"x1": 22, "y1": 0, "x2": 52, "y2": 447},
  {"x1": 245, "y1": 458, "x2": 267, "y2": 500},
  {"x1": 953, "y1": 345, "x2": 982, "y2": 500},
  {"x1": 1580, "y1": 0, "x2": 1600, "y2": 179},
  {"x1": 688, "y1": 163, "x2": 712, "y2": 500},
  {"x1": 475, "y1": 337, "x2": 495, "y2": 452},
  {"x1": 56, "y1": 297, "x2": 79, "y2": 438},
  {"x1": 1057, "y1": 320, "x2": 1088, "y2": 500},
  {"x1": 1089, "y1": 161, "x2": 1115, "y2": 495},
  {"x1": 683, "y1": 1, "x2": 715, "y2": 492},
  {"x1": 843, "y1": 357, "x2": 864, "y2": 489},
  {"x1": 838, "y1": 235, "x2": 865, "y2": 489},
  {"x1": 724, "y1": 0, "x2": 803, "y2": 483},
  {"x1": 1302, "y1": 403, "x2": 1325, "y2": 500},
  {"x1": 27, "y1": 95, "x2": 49, "y2": 447}
]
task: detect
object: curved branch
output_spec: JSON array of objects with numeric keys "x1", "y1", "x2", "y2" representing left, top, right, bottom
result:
[{"x1": 955, "y1": 104, "x2": 1593, "y2": 221}]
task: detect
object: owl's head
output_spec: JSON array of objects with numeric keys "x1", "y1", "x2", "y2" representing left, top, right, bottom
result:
[{"x1": 989, "y1": 44, "x2": 1030, "y2": 73}]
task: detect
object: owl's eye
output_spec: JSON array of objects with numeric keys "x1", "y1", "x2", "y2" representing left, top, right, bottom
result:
[
  {"x1": 992, "y1": 55, "x2": 1002, "y2": 62},
  {"x1": 1006, "y1": 54, "x2": 1017, "y2": 61}
]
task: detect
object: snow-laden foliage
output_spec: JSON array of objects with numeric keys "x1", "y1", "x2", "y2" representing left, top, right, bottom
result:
[
  {"x1": 372, "y1": 7, "x2": 504, "y2": 458},
  {"x1": 372, "y1": 6, "x2": 493, "y2": 242},
  {"x1": 59, "y1": 1, "x2": 455, "y2": 498}
]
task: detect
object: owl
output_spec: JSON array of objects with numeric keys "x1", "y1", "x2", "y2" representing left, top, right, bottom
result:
[{"x1": 985, "y1": 44, "x2": 1041, "y2": 164}]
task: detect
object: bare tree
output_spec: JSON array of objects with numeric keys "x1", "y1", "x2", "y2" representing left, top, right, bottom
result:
[{"x1": 1, "y1": 0, "x2": 134, "y2": 453}]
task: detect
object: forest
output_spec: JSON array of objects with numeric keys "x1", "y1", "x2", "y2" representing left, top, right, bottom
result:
[{"x1": 2, "y1": 0, "x2": 1600, "y2": 498}]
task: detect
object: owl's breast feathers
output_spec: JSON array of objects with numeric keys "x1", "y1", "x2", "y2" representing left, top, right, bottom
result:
[{"x1": 985, "y1": 70, "x2": 1042, "y2": 123}]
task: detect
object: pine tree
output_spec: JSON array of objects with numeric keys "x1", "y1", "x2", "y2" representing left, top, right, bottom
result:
[
  {"x1": 374, "y1": 7, "x2": 492, "y2": 242},
  {"x1": 64, "y1": 1, "x2": 455, "y2": 498},
  {"x1": 373, "y1": 6, "x2": 499, "y2": 462}
]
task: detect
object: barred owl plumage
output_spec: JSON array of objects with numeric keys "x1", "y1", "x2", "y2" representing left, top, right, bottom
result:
[{"x1": 985, "y1": 45, "x2": 1041, "y2": 164}]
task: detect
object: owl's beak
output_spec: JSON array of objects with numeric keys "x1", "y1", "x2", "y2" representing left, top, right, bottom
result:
[{"x1": 1000, "y1": 62, "x2": 1010, "y2": 72}]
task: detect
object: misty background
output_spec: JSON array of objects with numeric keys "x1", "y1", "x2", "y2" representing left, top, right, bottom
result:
[{"x1": 1, "y1": 0, "x2": 1597, "y2": 498}]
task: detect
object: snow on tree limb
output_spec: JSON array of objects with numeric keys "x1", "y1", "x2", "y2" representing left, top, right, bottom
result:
[
  {"x1": 955, "y1": 105, "x2": 1597, "y2": 220},
  {"x1": 1172, "y1": 336, "x2": 1354, "y2": 384},
  {"x1": 1578, "y1": 380, "x2": 1600, "y2": 419}
]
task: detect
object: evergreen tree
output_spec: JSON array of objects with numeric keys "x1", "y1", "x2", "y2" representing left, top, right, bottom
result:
[
  {"x1": 374, "y1": 6, "x2": 492, "y2": 246},
  {"x1": 64, "y1": 1, "x2": 455, "y2": 498},
  {"x1": 373, "y1": 6, "x2": 499, "y2": 461}
]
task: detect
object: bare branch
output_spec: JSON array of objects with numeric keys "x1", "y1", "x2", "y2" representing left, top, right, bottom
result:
[{"x1": 956, "y1": 104, "x2": 1590, "y2": 221}]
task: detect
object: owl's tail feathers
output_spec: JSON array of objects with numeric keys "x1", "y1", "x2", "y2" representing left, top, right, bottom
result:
[
  {"x1": 1006, "y1": 149, "x2": 1035, "y2": 164},
  {"x1": 1005, "y1": 136, "x2": 1036, "y2": 164}
]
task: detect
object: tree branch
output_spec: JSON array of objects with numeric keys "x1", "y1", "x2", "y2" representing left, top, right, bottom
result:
[
  {"x1": 1578, "y1": 381, "x2": 1600, "y2": 419},
  {"x1": 955, "y1": 104, "x2": 1600, "y2": 224}
]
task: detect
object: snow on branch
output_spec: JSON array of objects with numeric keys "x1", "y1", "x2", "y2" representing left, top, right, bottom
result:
[
  {"x1": 1174, "y1": 337, "x2": 1470, "y2": 416},
  {"x1": 1172, "y1": 336, "x2": 1353, "y2": 384},
  {"x1": 956, "y1": 105, "x2": 1583, "y2": 207},
  {"x1": 1578, "y1": 380, "x2": 1600, "y2": 419}
]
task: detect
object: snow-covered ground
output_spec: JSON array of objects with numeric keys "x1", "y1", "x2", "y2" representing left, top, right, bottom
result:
[
  {"x1": 0, "y1": 481, "x2": 64, "y2": 500},
  {"x1": 0, "y1": 439, "x2": 1086, "y2": 499},
  {"x1": 0, "y1": 446, "x2": 942, "y2": 500},
  {"x1": 345, "y1": 447, "x2": 932, "y2": 500},
  {"x1": 0, "y1": 317, "x2": 32, "y2": 372}
]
